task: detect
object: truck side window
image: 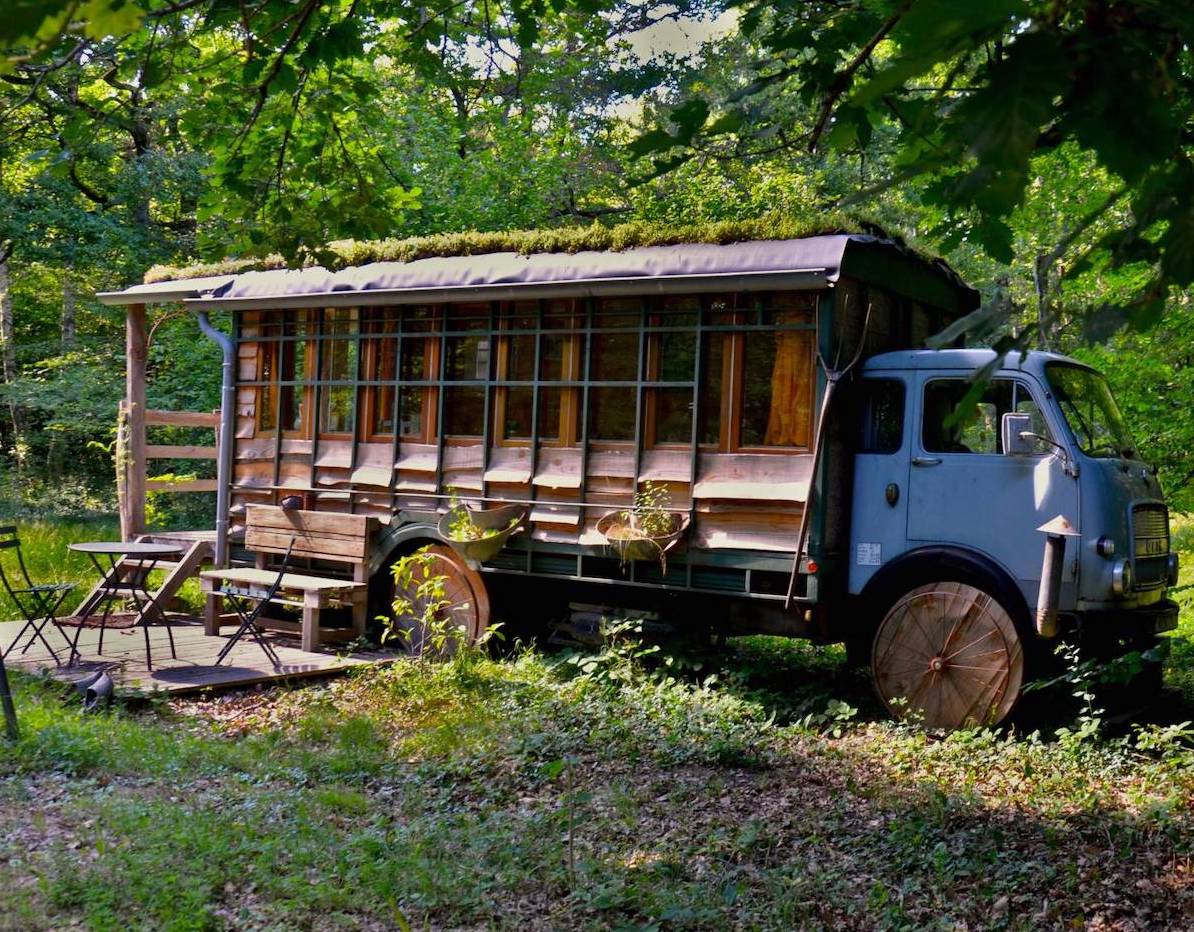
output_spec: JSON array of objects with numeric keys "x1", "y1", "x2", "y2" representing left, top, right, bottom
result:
[
  {"x1": 859, "y1": 380, "x2": 905, "y2": 453},
  {"x1": 924, "y1": 379, "x2": 1008, "y2": 453},
  {"x1": 923, "y1": 379, "x2": 1049, "y2": 454}
]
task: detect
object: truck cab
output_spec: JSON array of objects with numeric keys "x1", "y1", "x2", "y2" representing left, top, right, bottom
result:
[{"x1": 849, "y1": 349, "x2": 1178, "y2": 726}]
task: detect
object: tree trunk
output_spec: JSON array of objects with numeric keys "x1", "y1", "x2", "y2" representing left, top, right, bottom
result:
[
  {"x1": 61, "y1": 271, "x2": 77, "y2": 351},
  {"x1": 0, "y1": 249, "x2": 23, "y2": 451},
  {"x1": 0, "y1": 253, "x2": 14, "y2": 383},
  {"x1": 1033, "y1": 251, "x2": 1053, "y2": 351}
]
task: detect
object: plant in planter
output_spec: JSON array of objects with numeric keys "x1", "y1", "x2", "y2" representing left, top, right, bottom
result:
[
  {"x1": 437, "y1": 491, "x2": 526, "y2": 568},
  {"x1": 596, "y1": 480, "x2": 690, "y2": 574}
]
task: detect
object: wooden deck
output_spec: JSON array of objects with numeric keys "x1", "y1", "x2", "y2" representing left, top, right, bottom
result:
[{"x1": 0, "y1": 616, "x2": 397, "y2": 696}]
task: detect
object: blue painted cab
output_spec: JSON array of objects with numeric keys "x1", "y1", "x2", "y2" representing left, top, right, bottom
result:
[{"x1": 848, "y1": 348, "x2": 1176, "y2": 633}]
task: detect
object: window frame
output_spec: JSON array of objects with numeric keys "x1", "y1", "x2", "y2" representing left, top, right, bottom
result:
[
  {"x1": 359, "y1": 306, "x2": 440, "y2": 444},
  {"x1": 642, "y1": 303, "x2": 700, "y2": 451},
  {"x1": 695, "y1": 294, "x2": 818, "y2": 455},
  {"x1": 251, "y1": 292, "x2": 822, "y2": 456},
  {"x1": 255, "y1": 309, "x2": 313, "y2": 439},
  {"x1": 858, "y1": 377, "x2": 907, "y2": 455},
  {"x1": 316, "y1": 307, "x2": 361, "y2": 440},
  {"x1": 493, "y1": 300, "x2": 584, "y2": 447}
]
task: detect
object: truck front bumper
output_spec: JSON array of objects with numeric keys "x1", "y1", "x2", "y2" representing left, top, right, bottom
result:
[{"x1": 1078, "y1": 598, "x2": 1179, "y2": 636}]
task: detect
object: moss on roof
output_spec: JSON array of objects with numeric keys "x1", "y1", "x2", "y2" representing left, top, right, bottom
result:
[{"x1": 144, "y1": 212, "x2": 912, "y2": 284}]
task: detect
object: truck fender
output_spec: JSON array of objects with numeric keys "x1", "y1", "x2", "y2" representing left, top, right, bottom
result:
[
  {"x1": 858, "y1": 545, "x2": 1031, "y2": 638},
  {"x1": 367, "y1": 522, "x2": 445, "y2": 581},
  {"x1": 365, "y1": 522, "x2": 448, "y2": 624}
]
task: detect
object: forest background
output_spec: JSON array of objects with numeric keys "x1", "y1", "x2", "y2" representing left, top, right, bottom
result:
[{"x1": 2, "y1": 0, "x2": 1192, "y2": 524}]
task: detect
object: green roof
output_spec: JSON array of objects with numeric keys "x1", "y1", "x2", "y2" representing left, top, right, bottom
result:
[{"x1": 145, "y1": 213, "x2": 910, "y2": 284}]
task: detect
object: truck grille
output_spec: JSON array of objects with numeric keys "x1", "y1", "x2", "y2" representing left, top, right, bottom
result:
[{"x1": 1132, "y1": 503, "x2": 1170, "y2": 589}]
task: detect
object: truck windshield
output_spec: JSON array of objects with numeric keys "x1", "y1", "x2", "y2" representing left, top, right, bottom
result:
[{"x1": 1045, "y1": 363, "x2": 1135, "y2": 459}]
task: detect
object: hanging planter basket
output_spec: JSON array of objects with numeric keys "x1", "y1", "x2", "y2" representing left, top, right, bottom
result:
[
  {"x1": 596, "y1": 510, "x2": 690, "y2": 574},
  {"x1": 438, "y1": 502, "x2": 527, "y2": 569}
]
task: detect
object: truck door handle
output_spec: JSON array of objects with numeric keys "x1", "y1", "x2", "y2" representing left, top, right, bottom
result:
[{"x1": 911, "y1": 456, "x2": 942, "y2": 467}]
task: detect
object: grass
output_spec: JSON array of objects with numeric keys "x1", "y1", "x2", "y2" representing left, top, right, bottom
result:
[
  {"x1": 1166, "y1": 516, "x2": 1194, "y2": 704},
  {"x1": 0, "y1": 518, "x2": 207, "y2": 623},
  {"x1": 0, "y1": 518, "x2": 120, "y2": 620},
  {"x1": 0, "y1": 523, "x2": 1192, "y2": 929},
  {"x1": 1, "y1": 633, "x2": 1193, "y2": 929}
]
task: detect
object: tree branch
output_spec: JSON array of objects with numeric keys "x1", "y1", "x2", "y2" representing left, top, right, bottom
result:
[
  {"x1": 231, "y1": 0, "x2": 323, "y2": 152},
  {"x1": 809, "y1": 0, "x2": 913, "y2": 151}
]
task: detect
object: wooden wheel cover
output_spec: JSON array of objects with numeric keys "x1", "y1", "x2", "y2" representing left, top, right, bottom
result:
[
  {"x1": 873, "y1": 582, "x2": 1024, "y2": 730},
  {"x1": 391, "y1": 544, "x2": 491, "y2": 657}
]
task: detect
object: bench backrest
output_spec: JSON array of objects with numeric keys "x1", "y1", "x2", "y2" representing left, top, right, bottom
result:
[{"x1": 245, "y1": 506, "x2": 375, "y2": 565}]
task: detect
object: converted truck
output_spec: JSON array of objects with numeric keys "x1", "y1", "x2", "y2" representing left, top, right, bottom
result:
[{"x1": 99, "y1": 232, "x2": 1179, "y2": 728}]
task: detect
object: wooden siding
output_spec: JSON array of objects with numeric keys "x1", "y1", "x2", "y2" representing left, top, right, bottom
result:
[{"x1": 226, "y1": 284, "x2": 958, "y2": 559}]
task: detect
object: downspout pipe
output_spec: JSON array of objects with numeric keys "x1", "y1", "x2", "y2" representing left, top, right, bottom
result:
[{"x1": 197, "y1": 311, "x2": 234, "y2": 568}]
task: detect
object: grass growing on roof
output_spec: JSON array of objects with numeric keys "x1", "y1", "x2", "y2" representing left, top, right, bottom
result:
[{"x1": 143, "y1": 210, "x2": 905, "y2": 284}]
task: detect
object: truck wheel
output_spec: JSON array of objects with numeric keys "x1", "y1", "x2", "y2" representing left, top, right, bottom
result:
[
  {"x1": 872, "y1": 582, "x2": 1025, "y2": 730},
  {"x1": 385, "y1": 544, "x2": 491, "y2": 657}
]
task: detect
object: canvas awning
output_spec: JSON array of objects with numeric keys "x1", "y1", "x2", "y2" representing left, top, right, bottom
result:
[
  {"x1": 96, "y1": 274, "x2": 237, "y2": 305},
  {"x1": 95, "y1": 235, "x2": 980, "y2": 313}
]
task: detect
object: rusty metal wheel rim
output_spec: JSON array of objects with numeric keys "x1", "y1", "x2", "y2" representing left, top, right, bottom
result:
[{"x1": 391, "y1": 544, "x2": 490, "y2": 657}]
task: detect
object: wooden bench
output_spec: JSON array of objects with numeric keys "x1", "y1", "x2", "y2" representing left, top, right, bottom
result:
[{"x1": 201, "y1": 506, "x2": 376, "y2": 652}]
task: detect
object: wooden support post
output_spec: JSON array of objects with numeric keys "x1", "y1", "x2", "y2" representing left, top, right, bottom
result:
[
  {"x1": 203, "y1": 588, "x2": 223, "y2": 636},
  {"x1": 352, "y1": 564, "x2": 368, "y2": 637},
  {"x1": 115, "y1": 399, "x2": 129, "y2": 534},
  {"x1": 302, "y1": 590, "x2": 323, "y2": 653},
  {"x1": 121, "y1": 303, "x2": 148, "y2": 541}
]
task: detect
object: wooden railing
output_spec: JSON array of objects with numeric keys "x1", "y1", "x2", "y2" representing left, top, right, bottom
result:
[{"x1": 117, "y1": 401, "x2": 219, "y2": 537}]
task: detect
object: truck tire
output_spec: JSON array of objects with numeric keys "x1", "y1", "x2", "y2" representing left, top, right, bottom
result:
[{"x1": 871, "y1": 581, "x2": 1026, "y2": 730}]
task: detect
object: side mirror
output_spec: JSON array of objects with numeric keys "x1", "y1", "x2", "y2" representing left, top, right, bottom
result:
[{"x1": 1001, "y1": 413, "x2": 1035, "y2": 456}]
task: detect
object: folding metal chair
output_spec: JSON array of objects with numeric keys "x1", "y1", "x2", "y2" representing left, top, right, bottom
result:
[
  {"x1": 214, "y1": 538, "x2": 295, "y2": 668},
  {"x1": 0, "y1": 526, "x2": 75, "y2": 666}
]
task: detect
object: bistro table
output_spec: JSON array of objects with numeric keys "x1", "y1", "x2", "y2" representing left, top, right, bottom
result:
[{"x1": 65, "y1": 542, "x2": 183, "y2": 670}]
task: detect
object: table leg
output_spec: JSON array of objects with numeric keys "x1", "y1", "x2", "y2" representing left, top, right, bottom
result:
[
  {"x1": 127, "y1": 557, "x2": 160, "y2": 671},
  {"x1": 96, "y1": 553, "x2": 118, "y2": 657},
  {"x1": 68, "y1": 552, "x2": 115, "y2": 667}
]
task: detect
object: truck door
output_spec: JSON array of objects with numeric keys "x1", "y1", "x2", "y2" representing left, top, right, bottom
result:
[
  {"x1": 905, "y1": 375, "x2": 1080, "y2": 602},
  {"x1": 848, "y1": 377, "x2": 911, "y2": 594}
]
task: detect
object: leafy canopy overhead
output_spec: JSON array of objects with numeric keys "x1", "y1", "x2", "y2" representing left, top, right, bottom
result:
[{"x1": 635, "y1": 0, "x2": 1194, "y2": 330}]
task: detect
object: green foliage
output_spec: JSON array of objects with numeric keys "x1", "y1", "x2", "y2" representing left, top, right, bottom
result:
[
  {"x1": 3, "y1": 610, "x2": 1194, "y2": 927},
  {"x1": 555, "y1": 617, "x2": 663, "y2": 689},
  {"x1": 638, "y1": 0, "x2": 1194, "y2": 328},
  {"x1": 383, "y1": 546, "x2": 500, "y2": 660},
  {"x1": 383, "y1": 549, "x2": 455, "y2": 657},
  {"x1": 0, "y1": 518, "x2": 120, "y2": 620},
  {"x1": 0, "y1": 1, "x2": 144, "y2": 73},
  {"x1": 442, "y1": 491, "x2": 516, "y2": 544},
  {"x1": 1071, "y1": 301, "x2": 1194, "y2": 509},
  {"x1": 631, "y1": 479, "x2": 675, "y2": 538}
]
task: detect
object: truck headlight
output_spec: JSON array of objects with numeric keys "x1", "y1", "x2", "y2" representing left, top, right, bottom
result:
[
  {"x1": 1112, "y1": 559, "x2": 1133, "y2": 596},
  {"x1": 1167, "y1": 552, "x2": 1180, "y2": 587}
]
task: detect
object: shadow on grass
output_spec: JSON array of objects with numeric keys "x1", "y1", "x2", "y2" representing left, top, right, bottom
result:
[{"x1": 5, "y1": 660, "x2": 1192, "y2": 931}]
